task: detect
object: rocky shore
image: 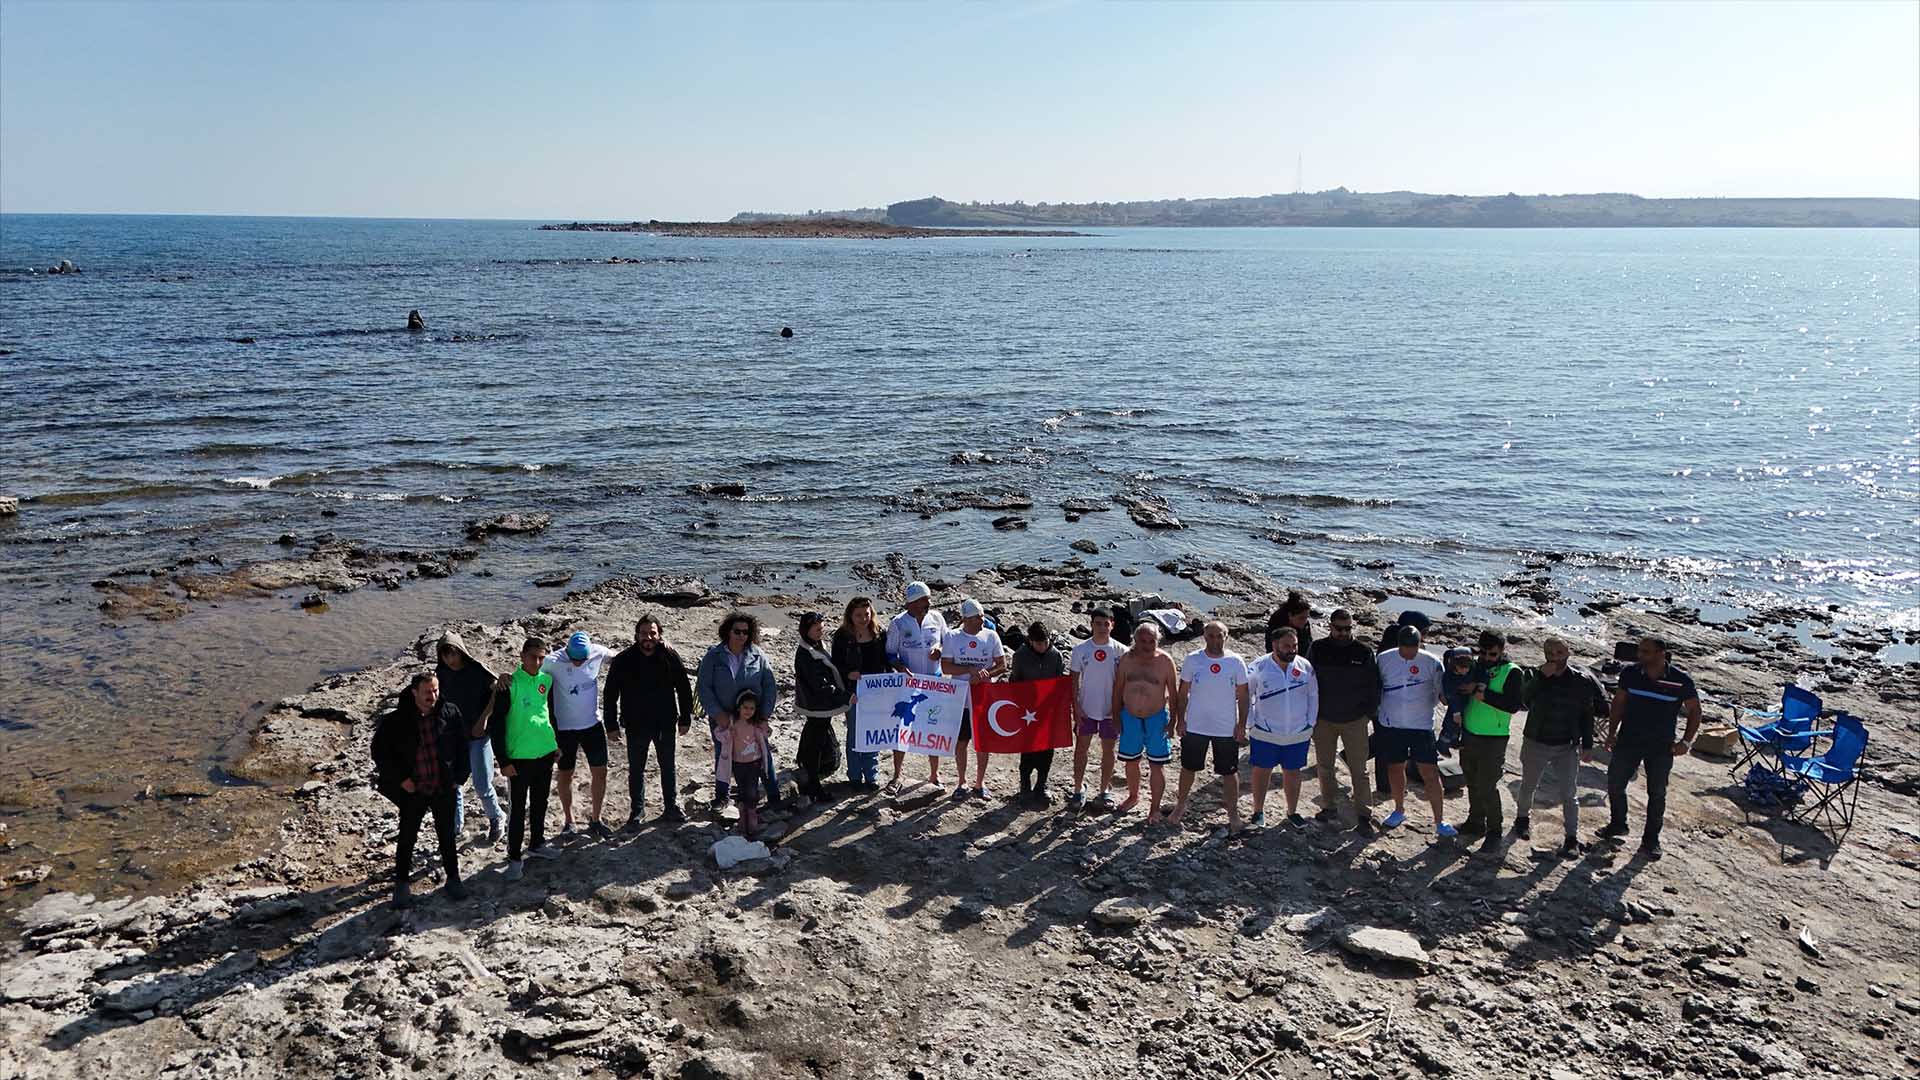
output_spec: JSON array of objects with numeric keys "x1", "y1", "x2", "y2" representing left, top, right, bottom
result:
[
  {"x1": 4, "y1": 555, "x2": 1919, "y2": 1079},
  {"x1": 537, "y1": 219, "x2": 1088, "y2": 239}
]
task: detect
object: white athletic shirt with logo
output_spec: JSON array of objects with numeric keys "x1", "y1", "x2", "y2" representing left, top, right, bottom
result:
[
  {"x1": 939, "y1": 627, "x2": 1003, "y2": 686},
  {"x1": 1248, "y1": 653, "x2": 1319, "y2": 745},
  {"x1": 886, "y1": 609, "x2": 948, "y2": 676},
  {"x1": 1179, "y1": 650, "x2": 1250, "y2": 737},
  {"x1": 542, "y1": 644, "x2": 614, "y2": 732},
  {"x1": 1375, "y1": 648, "x2": 1445, "y2": 731},
  {"x1": 1069, "y1": 638, "x2": 1123, "y2": 719}
]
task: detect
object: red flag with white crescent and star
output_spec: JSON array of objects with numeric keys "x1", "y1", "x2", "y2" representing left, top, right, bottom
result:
[{"x1": 969, "y1": 676, "x2": 1073, "y2": 754}]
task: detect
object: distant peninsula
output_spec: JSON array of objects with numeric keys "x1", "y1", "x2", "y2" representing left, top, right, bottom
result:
[
  {"x1": 537, "y1": 218, "x2": 1087, "y2": 239},
  {"x1": 731, "y1": 190, "x2": 1920, "y2": 229}
]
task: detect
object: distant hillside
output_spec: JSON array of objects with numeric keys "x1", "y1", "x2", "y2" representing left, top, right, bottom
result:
[
  {"x1": 741, "y1": 191, "x2": 1920, "y2": 229},
  {"x1": 729, "y1": 207, "x2": 888, "y2": 224}
]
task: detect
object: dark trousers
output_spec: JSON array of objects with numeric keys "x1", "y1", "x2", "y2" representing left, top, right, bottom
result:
[
  {"x1": 1607, "y1": 740, "x2": 1674, "y2": 844},
  {"x1": 507, "y1": 756, "x2": 555, "y2": 862},
  {"x1": 1019, "y1": 749, "x2": 1055, "y2": 791},
  {"x1": 624, "y1": 723, "x2": 677, "y2": 820},
  {"x1": 396, "y1": 789, "x2": 459, "y2": 887},
  {"x1": 1459, "y1": 732, "x2": 1509, "y2": 831}
]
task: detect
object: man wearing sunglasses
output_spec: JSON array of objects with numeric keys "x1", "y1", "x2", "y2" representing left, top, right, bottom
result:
[
  {"x1": 1307, "y1": 609, "x2": 1380, "y2": 833},
  {"x1": 1457, "y1": 630, "x2": 1527, "y2": 855}
]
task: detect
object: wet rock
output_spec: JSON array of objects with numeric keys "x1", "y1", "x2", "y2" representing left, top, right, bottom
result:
[
  {"x1": 686, "y1": 482, "x2": 747, "y2": 498},
  {"x1": 5, "y1": 864, "x2": 52, "y2": 888},
  {"x1": 950, "y1": 451, "x2": 1000, "y2": 466},
  {"x1": 466, "y1": 512, "x2": 553, "y2": 540},
  {"x1": 1070, "y1": 539, "x2": 1100, "y2": 555},
  {"x1": 0, "y1": 495, "x2": 17, "y2": 517},
  {"x1": 1060, "y1": 497, "x2": 1110, "y2": 514},
  {"x1": 406, "y1": 309, "x2": 426, "y2": 331},
  {"x1": 533, "y1": 570, "x2": 574, "y2": 588},
  {"x1": 228, "y1": 336, "x2": 257, "y2": 345},
  {"x1": 1337, "y1": 926, "x2": 1431, "y2": 971},
  {"x1": 1117, "y1": 494, "x2": 1182, "y2": 530},
  {"x1": 991, "y1": 515, "x2": 1028, "y2": 531}
]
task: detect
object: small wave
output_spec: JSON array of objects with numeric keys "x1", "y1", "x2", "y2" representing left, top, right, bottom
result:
[
  {"x1": 221, "y1": 475, "x2": 281, "y2": 490},
  {"x1": 1262, "y1": 493, "x2": 1394, "y2": 509},
  {"x1": 188, "y1": 442, "x2": 287, "y2": 459}
]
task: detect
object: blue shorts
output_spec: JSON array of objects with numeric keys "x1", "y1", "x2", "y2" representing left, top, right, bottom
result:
[
  {"x1": 1250, "y1": 739, "x2": 1310, "y2": 771},
  {"x1": 1378, "y1": 727, "x2": 1439, "y2": 766},
  {"x1": 1117, "y1": 708, "x2": 1172, "y2": 765}
]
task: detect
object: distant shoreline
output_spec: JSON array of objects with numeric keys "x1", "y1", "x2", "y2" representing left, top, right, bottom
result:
[{"x1": 537, "y1": 218, "x2": 1089, "y2": 239}]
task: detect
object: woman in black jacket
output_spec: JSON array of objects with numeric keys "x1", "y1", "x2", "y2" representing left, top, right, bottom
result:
[
  {"x1": 794, "y1": 612, "x2": 851, "y2": 802},
  {"x1": 372, "y1": 672, "x2": 473, "y2": 907},
  {"x1": 830, "y1": 597, "x2": 889, "y2": 789}
]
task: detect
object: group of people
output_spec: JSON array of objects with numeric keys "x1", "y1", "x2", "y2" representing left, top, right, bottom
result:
[{"x1": 371, "y1": 584, "x2": 1704, "y2": 908}]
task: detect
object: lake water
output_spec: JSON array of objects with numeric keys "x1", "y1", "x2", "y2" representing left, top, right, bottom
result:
[{"x1": 0, "y1": 216, "x2": 1916, "y2": 896}]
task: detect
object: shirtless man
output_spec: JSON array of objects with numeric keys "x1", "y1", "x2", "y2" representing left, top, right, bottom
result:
[{"x1": 1110, "y1": 621, "x2": 1178, "y2": 823}]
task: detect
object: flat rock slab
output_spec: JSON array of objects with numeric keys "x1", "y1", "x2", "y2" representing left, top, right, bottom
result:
[
  {"x1": 1092, "y1": 897, "x2": 1155, "y2": 928},
  {"x1": 1337, "y1": 926, "x2": 1432, "y2": 971},
  {"x1": 0, "y1": 948, "x2": 137, "y2": 1003}
]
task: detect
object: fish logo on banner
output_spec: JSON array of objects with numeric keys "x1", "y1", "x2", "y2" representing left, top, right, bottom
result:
[{"x1": 853, "y1": 672, "x2": 966, "y2": 757}]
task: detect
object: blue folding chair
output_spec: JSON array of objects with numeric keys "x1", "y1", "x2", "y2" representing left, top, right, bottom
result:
[
  {"x1": 1730, "y1": 685, "x2": 1827, "y2": 777},
  {"x1": 1784, "y1": 713, "x2": 1868, "y2": 844}
]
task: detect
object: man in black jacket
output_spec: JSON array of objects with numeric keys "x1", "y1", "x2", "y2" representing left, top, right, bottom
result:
[
  {"x1": 604, "y1": 614, "x2": 695, "y2": 829},
  {"x1": 372, "y1": 672, "x2": 472, "y2": 908},
  {"x1": 1308, "y1": 609, "x2": 1381, "y2": 833},
  {"x1": 1516, "y1": 636, "x2": 1605, "y2": 856}
]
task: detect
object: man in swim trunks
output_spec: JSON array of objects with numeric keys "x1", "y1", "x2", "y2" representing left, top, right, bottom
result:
[
  {"x1": 1171, "y1": 620, "x2": 1251, "y2": 832},
  {"x1": 1110, "y1": 620, "x2": 1177, "y2": 822}
]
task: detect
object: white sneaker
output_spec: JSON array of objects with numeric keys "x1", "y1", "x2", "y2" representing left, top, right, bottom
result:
[{"x1": 503, "y1": 860, "x2": 525, "y2": 881}]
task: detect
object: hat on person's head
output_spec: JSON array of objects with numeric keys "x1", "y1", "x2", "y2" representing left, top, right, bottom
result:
[
  {"x1": 566, "y1": 632, "x2": 590, "y2": 660},
  {"x1": 1397, "y1": 624, "x2": 1423, "y2": 647},
  {"x1": 904, "y1": 581, "x2": 931, "y2": 603},
  {"x1": 958, "y1": 598, "x2": 984, "y2": 618}
]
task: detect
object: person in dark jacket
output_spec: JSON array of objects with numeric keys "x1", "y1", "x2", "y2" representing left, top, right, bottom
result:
[
  {"x1": 1265, "y1": 590, "x2": 1315, "y2": 658},
  {"x1": 1307, "y1": 608, "x2": 1380, "y2": 833},
  {"x1": 604, "y1": 614, "x2": 695, "y2": 829},
  {"x1": 793, "y1": 611, "x2": 850, "y2": 802},
  {"x1": 696, "y1": 612, "x2": 781, "y2": 811},
  {"x1": 1011, "y1": 621, "x2": 1068, "y2": 806},
  {"x1": 831, "y1": 597, "x2": 890, "y2": 789},
  {"x1": 1515, "y1": 636, "x2": 1605, "y2": 856},
  {"x1": 1457, "y1": 630, "x2": 1528, "y2": 854},
  {"x1": 372, "y1": 672, "x2": 473, "y2": 907}
]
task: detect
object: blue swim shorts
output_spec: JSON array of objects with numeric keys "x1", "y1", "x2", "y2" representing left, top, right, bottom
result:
[
  {"x1": 1249, "y1": 739, "x2": 1310, "y2": 771},
  {"x1": 1117, "y1": 708, "x2": 1172, "y2": 765}
]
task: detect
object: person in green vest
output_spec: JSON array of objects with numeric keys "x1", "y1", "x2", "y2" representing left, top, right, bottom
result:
[
  {"x1": 1457, "y1": 630, "x2": 1527, "y2": 855},
  {"x1": 490, "y1": 637, "x2": 563, "y2": 881}
]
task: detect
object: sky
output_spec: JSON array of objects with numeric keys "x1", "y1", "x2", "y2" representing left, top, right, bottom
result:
[{"x1": 1, "y1": 0, "x2": 1915, "y2": 219}]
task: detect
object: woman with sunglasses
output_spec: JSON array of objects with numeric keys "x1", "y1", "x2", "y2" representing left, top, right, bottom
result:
[{"x1": 695, "y1": 611, "x2": 781, "y2": 814}]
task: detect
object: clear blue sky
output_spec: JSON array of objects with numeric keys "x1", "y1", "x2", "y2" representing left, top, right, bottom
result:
[{"x1": 2, "y1": 0, "x2": 1914, "y2": 219}]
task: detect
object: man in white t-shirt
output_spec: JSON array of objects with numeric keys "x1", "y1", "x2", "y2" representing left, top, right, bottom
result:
[
  {"x1": 1171, "y1": 621, "x2": 1251, "y2": 833},
  {"x1": 941, "y1": 598, "x2": 1006, "y2": 799},
  {"x1": 1247, "y1": 626, "x2": 1318, "y2": 829},
  {"x1": 884, "y1": 581, "x2": 948, "y2": 792},
  {"x1": 1068, "y1": 607, "x2": 1124, "y2": 809},
  {"x1": 1374, "y1": 624, "x2": 1457, "y2": 838},
  {"x1": 542, "y1": 631, "x2": 616, "y2": 839}
]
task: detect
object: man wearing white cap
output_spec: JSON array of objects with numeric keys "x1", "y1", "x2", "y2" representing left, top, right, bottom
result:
[
  {"x1": 942, "y1": 598, "x2": 1007, "y2": 799},
  {"x1": 542, "y1": 631, "x2": 616, "y2": 839},
  {"x1": 884, "y1": 581, "x2": 948, "y2": 791}
]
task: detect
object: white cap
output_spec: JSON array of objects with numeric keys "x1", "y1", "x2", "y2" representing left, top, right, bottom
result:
[
  {"x1": 904, "y1": 581, "x2": 931, "y2": 603},
  {"x1": 958, "y1": 598, "x2": 984, "y2": 618}
]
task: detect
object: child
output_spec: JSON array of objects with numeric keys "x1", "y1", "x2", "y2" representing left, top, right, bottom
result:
[
  {"x1": 1439, "y1": 646, "x2": 1475, "y2": 757},
  {"x1": 729, "y1": 689, "x2": 770, "y2": 839}
]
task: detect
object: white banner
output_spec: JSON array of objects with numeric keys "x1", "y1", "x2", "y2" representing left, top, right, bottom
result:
[{"x1": 853, "y1": 672, "x2": 966, "y2": 757}]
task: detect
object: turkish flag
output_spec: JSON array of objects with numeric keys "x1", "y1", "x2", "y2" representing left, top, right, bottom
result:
[{"x1": 970, "y1": 676, "x2": 1073, "y2": 754}]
